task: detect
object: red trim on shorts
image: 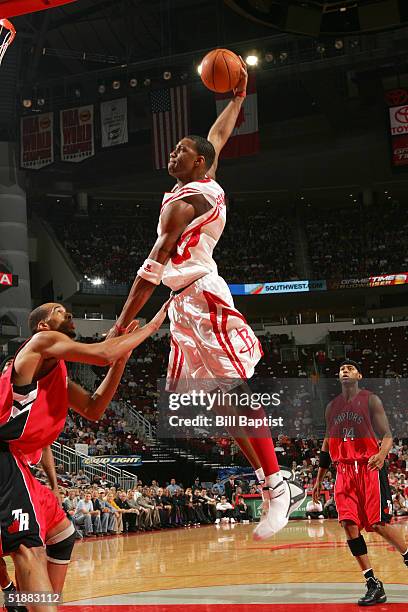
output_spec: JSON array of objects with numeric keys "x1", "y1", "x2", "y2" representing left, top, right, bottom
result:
[
  {"x1": 169, "y1": 338, "x2": 181, "y2": 392},
  {"x1": 203, "y1": 291, "x2": 247, "y2": 380}
]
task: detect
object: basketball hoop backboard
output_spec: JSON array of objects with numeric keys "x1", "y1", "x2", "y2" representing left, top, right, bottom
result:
[{"x1": 0, "y1": 0, "x2": 76, "y2": 19}]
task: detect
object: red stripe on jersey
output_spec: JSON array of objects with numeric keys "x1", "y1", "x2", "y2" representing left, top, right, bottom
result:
[{"x1": 172, "y1": 207, "x2": 220, "y2": 265}]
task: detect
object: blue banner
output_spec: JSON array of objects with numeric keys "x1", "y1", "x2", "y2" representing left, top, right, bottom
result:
[{"x1": 229, "y1": 280, "x2": 327, "y2": 295}]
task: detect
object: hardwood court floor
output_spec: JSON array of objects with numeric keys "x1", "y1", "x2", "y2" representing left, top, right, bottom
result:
[{"x1": 7, "y1": 519, "x2": 408, "y2": 610}]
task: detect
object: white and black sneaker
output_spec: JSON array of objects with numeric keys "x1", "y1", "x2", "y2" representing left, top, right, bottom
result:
[{"x1": 358, "y1": 578, "x2": 387, "y2": 606}]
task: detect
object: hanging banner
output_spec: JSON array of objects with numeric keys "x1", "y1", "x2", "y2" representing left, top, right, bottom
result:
[
  {"x1": 101, "y1": 97, "x2": 128, "y2": 148},
  {"x1": 60, "y1": 105, "x2": 94, "y2": 162},
  {"x1": 20, "y1": 113, "x2": 54, "y2": 170},
  {"x1": 386, "y1": 90, "x2": 408, "y2": 168}
]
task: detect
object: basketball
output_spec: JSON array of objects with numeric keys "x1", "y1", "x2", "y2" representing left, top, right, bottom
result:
[{"x1": 200, "y1": 48, "x2": 242, "y2": 93}]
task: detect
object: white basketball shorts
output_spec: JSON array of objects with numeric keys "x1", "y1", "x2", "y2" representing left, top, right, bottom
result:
[{"x1": 166, "y1": 273, "x2": 263, "y2": 392}]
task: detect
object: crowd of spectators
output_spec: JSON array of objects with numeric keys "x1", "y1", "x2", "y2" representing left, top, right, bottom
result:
[
  {"x1": 305, "y1": 200, "x2": 408, "y2": 280},
  {"x1": 57, "y1": 475, "x2": 255, "y2": 540},
  {"x1": 40, "y1": 197, "x2": 408, "y2": 285}
]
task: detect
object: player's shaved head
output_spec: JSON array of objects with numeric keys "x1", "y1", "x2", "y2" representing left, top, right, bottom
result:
[
  {"x1": 186, "y1": 135, "x2": 216, "y2": 170},
  {"x1": 28, "y1": 303, "x2": 59, "y2": 335}
]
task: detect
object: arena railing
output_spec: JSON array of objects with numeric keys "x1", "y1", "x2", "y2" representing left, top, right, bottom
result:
[{"x1": 51, "y1": 441, "x2": 137, "y2": 490}]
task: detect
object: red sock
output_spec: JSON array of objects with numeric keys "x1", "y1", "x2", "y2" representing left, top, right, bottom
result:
[
  {"x1": 245, "y1": 406, "x2": 279, "y2": 475},
  {"x1": 248, "y1": 435, "x2": 279, "y2": 475}
]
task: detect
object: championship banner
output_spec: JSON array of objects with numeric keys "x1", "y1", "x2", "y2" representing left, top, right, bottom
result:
[
  {"x1": 20, "y1": 113, "x2": 54, "y2": 170},
  {"x1": 82, "y1": 455, "x2": 142, "y2": 466},
  {"x1": 60, "y1": 105, "x2": 94, "y2": 162},
  {"x1": 229, "y1": 280, "x2": 326, "y2": 295},
  {"x1": 386, "y1": 89, "x2": 408, "y2": 168},
  {"x1": 101, "y1": 98, "x2": 128, "y2": 148}
]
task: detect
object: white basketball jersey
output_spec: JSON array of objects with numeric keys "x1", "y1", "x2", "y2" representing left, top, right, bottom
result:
[{"x1": 158, "y1": 177, "x2": 226, "y2": 291}]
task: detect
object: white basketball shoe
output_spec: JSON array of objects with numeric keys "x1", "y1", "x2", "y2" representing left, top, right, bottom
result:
[{"x1": 253, "y1": 478, "x2": 306, "y2": 541}]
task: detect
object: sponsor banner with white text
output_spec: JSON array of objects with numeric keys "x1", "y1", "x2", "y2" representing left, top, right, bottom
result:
[
  {"x1": 82, "y1": 455, "x2": 142, "y2": 466},
  {"x1": 60, "y1": 105, "x2": 94, "y2": 162},
  {"x1": 21, "y1": 113, "x2": 54, "y2": 170},
  {"x1": 101, "y1": 97, "x2": 128, "y2": 148},
  {"x1": 229, "y1": 280, "x2": 327, "y2": 295}
]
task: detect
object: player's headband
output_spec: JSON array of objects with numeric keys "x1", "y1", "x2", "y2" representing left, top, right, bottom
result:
[{"x1": 339, "y1": 359, "x2": 362, "y2": 374}]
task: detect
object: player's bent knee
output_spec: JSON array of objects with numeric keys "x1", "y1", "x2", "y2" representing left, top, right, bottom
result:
[
  {"x1": 347, "y1": 534, "x2": 367, "y2": 557},
  {"x1": 46, "y1": 523, "x2": 76, "y2": 565}
]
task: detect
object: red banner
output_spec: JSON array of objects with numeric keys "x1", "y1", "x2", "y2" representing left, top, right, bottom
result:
[
  {"x1": 60, "y1": 105, "x2": 94, "y2": 163},
  {"x1": 20, "y1": 113, "x2": 54, "y2": 170},
  {"x1": 386, "y1": 89, "x2": 408, "y2": 168}
]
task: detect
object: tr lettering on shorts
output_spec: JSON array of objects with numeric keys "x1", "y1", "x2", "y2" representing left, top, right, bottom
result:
[{"x1": 8, "y1": 509, "x2": 30, "y2": 533}]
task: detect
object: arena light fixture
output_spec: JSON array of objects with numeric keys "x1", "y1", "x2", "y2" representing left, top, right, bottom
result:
[
  {"x1": 163, "y1": 71, "x2": 172, "y2": 80},
  {"x1": 129, "y1": 77, "x2": 138, "y2": 88},
  {"x1": 197, "y1": 63, "x2": 203, "y2": 75},
  {"x1": 112, "y1": 80, "x2": 121, "y2": 90},
  {"x1": 22, "y1": 99, "x2": 32, "y2": 108},
  {"x1": 279, "y1": 52, "x2": 288, "y2": 62},
  {"x1": 143, "y1": 78, "x2": 151, "y2": 86},
  {"x1": 91, "y1": 278, "x2": 103, "y2": 286},
  {"x1": 334, "y1": 39, "x2": 344, "y2": 50},
  {"x1": 98, "y1": 83, "x2": 106, "y2": 94},
  {"x1": 245, "y1": 54, "x2": 259, "y2": 66},
  {"x1": 74, "y1": 88, "x2": 81, "y2": 98},
  {"x1": 264, "y1": 52, "x2": 274, "y2": 63},
  {"x1": 37, "y1": 98, "x2": 45, "y2": 107}
]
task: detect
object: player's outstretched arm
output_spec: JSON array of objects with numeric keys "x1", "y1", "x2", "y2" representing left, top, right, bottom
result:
[
  {"x1": 207, "y1": 56, "x2": 248, "y2": 179},
  {"x1": 112, "y1": 200, "x2": 195, "y2": 333},
  {"x1": 24, "y1": 304, "x2": 168, "y2": 368}
]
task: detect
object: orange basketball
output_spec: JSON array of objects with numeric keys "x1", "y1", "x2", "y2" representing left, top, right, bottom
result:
[{"x1": 200, "y1": 48, "x2": 241, "y2": 93}]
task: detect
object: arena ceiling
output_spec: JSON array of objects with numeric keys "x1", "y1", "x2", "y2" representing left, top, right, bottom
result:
[{"x1": 11, "y1": 0, "x2": 408, "y2": 83}]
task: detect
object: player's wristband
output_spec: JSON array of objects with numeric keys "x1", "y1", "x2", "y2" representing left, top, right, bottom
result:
[
  {"x1": 319, "y1": 450, "x2": 331, "y2": 469},
  {"x1": 137, "y1": 258, "x2": 164, "y2": 285},
  {"x1": 234, "y1": 90, "x2": 246, "y2": 98},
  {"x1": 114, "y1": 323, "x2": 127, "y2": 334}
]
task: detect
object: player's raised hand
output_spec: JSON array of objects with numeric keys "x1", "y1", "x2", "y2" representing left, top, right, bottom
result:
[
  {"x1": 312, "y1": 480, "x2": 321, "y2": 504},
  {"x1": 233, "y1": 55, "x2": 248, "y2": 98}
]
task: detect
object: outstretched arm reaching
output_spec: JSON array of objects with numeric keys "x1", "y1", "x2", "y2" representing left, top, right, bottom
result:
[{"x1": 206, "y1": 57, "x2": 248, "y2": 179}]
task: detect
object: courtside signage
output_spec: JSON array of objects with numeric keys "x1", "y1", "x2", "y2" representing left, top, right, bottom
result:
[{"x1": 82, "y1": 455, "x2": 142, "y2": 466}]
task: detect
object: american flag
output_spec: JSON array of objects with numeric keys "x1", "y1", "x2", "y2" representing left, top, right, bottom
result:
[{"x1": 151, "y1": 85, "x2": 189, "y2": 170}]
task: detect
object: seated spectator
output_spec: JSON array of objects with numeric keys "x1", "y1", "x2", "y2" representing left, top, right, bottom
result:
[
  {"x1": 115, "y1": 491, "x2": 138, "y2": 532},
  {"x1": 323, "y1": 495, "x2": 338, "y2": 519},
  {"x1": 215, "y1": 496, "x2": 234, "y2": 524},
  {"x1": 306, "y1": 498, "x2": 324, "y2": 520},
  {"x1": 74, "y1": 491, "x2": 103, "y2": 537},
  {"x1": 233, "y1": 496, "x2": 251, "y2": 522}
]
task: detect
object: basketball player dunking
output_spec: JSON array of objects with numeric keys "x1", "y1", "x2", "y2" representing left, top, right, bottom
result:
[
  {"x1": 313, "y1": 360, "x2": 408, "y2": 606},
  {"x1": 0, "y1": 302, "x2": 168, "y2": 612},
  {"x1": 109, "y1": 59, "x2": 303, "y2": 540}
]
